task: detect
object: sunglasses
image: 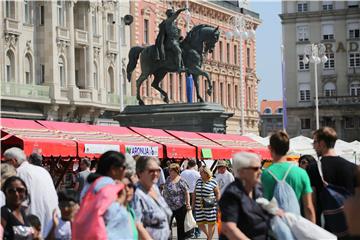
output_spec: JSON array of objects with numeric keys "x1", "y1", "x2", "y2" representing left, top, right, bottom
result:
[
  {"x1": 126, "y1": 183, "x2": 134, "y2": 188},
  {"x1": 6, "y1": 187, "x2": 26, "y2": 195},
  {"x1": 244, "y1": 166, "x2": 261, "y2": 171},
  {"x1": 146, "y1": 168, "x2": 161, "y2": 174}
]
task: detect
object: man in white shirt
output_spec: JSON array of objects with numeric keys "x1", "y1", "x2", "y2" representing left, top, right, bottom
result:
[
  {"x1": 4, "y1": 147, "x2": 59, "y2": 238},
  {"x1": 215, "y1": 160, "x2": 234, "y2": 194},
  {"x1": 180, "y1": 159, "x2": 200, "y2": 195}
]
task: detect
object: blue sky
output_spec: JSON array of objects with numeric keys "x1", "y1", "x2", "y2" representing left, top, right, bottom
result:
[{"x1": 249, "y1": 1, "x2": 282, "y2": 103}]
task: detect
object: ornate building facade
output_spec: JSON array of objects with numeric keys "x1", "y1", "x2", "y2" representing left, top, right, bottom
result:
[
  {"x1": 129, "y1": 0, "x2": 261, "y2": 134},
  {"x1": 280, "y1": 1, "x2": 360, "y2": 141},
  {"x1": 1, "y1": 0, "x2": 134, "y2": 124}
]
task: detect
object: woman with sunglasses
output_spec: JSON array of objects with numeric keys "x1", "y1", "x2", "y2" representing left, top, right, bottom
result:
[
  {"x1": 133, "y1": 156, "x2": 172, "y2": 240},
  {"x1": 1, "y1": 176, "x2": 34, "y2": 240},
  {"x1": 219, "y1": 152, "x2": 273, "y2": 240}
]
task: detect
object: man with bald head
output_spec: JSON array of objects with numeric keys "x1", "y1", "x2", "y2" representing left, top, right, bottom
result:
[{"x1": 4, "y1": 147, "x2": 58, "y2": 238}]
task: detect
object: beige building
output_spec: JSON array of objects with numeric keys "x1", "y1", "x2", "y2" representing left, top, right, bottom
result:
[
  {"x1": 1, "y1": 0, "x2": 134, "y2": 124},
  {"x1": 280, "y1": 1, "x2": 360, "y2": 141},
  {"x1": 129, "y1": 0, "x2": 261, "y2": 134}
]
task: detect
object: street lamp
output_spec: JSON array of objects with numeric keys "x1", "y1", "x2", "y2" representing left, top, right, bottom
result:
[
  {"x1": 226, "y1": 14, "x2": 255, "y2": 135},
  {"x1": 302, "y1": 43, "x2": 328, "y2": 130}
]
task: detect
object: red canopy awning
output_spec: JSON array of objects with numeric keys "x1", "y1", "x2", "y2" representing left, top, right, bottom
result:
[
  {"x1": 130, "y1": 127, "x2": 196, "y2": 159},
  {"x1": 198, "y1": 132, "x2": 272, "y2": 160},
  {"x1": 37, "y1": 121, "x2": 122, "y2": 158},
  {"x1": 166, "y1": 130, "x2": 232, "y2": 160},
  {"x1": 1, "y1": 118, "x2": 77, "y2": 157},
  {"x1": 90, "y1": 125, "x2": 163, "y2": 158}
]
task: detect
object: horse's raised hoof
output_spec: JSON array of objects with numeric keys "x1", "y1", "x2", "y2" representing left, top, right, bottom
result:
[
  {"x1": 163, "y1": 96, "x2": 170, "y2": 104},
  {"x1": 207, "y1": 87, "x2": 212, "y2": 97},
  {"x1": 138, "y1": 99, "x2": 145, "y2": 105}
]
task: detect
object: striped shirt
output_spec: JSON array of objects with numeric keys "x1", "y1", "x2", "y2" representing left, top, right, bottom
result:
[{"x1": 194, "y1": 178, "x2": 218, "y2": 223}]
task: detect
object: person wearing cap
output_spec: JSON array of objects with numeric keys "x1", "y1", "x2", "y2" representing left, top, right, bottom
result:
[{"x1": 215, "y1": 160, "x2": 234, "y2": 194}]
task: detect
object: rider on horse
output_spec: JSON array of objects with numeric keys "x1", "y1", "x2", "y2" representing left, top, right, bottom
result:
[{"x1": 155, "y1": 8, "x2": 187, "y2": 72}]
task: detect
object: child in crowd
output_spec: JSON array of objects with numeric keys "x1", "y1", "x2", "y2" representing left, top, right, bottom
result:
[{"x1": 47, "y1": 191, "x2": 79, "y2": 240}]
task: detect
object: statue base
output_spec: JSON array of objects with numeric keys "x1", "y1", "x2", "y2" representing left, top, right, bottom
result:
[{"x1": 114, "y1": 102, "x2": 234, "y2": 133}]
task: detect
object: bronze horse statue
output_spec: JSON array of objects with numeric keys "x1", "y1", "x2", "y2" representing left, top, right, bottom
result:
[{"x1": 127, "y1": 24, "x2": 220, "y2": 105}]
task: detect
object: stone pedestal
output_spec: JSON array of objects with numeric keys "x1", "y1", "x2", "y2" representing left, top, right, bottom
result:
[{"x1": 114, "y1": 102, "x2": 234, "y2": 133}]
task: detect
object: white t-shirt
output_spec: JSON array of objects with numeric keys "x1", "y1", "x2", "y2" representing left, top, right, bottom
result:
[
  {"x1": 17, "y1": 161, "x2": 59, "y2": 238},
  {"x1": 215, "y1": 170, "x2": 235, "y2": 194},
  {"x1": 180, "y1": 168, "x2": 200, "y2": 193},
  {"x1": 55, "y1": 218, "x2": 71, "y2": 240}
]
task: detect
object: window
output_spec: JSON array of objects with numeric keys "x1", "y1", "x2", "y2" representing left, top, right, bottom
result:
[
  {"x1": 227, "y1": 84, "x2": 232, "y2": 107},
  {"x1": 345, "y1": 117, "x2": 355, "y2": 129},
  {"x1": 297, "y1": 2, "x2": 308, "y2": 12},
  {"x1": 59, "y1": 57, "x2": 65, "y2": 87},
  {"x1": 107, "y1": 67, "x2": 114, "y2": 93},
  {"x1": 219, "y1": 41, "x2": 223, "y2": 62},
  {"x1": 301, "y1": 118, "x2": 311, "y2": 129},
  {"x1": 39, "y1": 64, "x2": 45, "y2": 85},
  {"x1": 6, "y1": 51, "x2": 14, "y2": 82},
  {"x1": 263, "y1": 108, "x2": 272, "y2": 114},
  {"x1": 226, "y1": 43, "x2": 230, "y2": 63},
  {"x1": 299, "y1": 84, "x2": 311, "y2": 101},
  {"x1": 322, "y1": 1, "x2": 333, "y2": 10},
  {"x1": 246, "y1": 47, "x2": 250, "y2": 67},
  {"x1": 322, "y1": 24, "x2": 334, "y2": 40},
  {"x1": 348, "y1": 1, "x2": 359, "y2": 8},
  {"x1": 5, "y1": 0, "x2": 15, "y2": 18},
  {"x1": 276, "y1": 108, "x2": 283, "y2": 114},
  {"x1": 297, "y1": 25, "x2": 309, "y2": 41},
  {"x1": 92, "y1": 12, "x2": 98, "y2": 34},
  {"x1": 234, "y1": 45, "x2": 238, "y2": 64},
  {"x1": 24, "y1": 54, "x2": 32, "y2": 84},
  {"x1": 348, "y1": 23, "x2": 360, "y2": 39},
  {"x1": 349, "y1": 52, "x2": 360, "y2": 67},
  {"x1": 57, "y1": 1, "x2": 64, "y2": 26},
  {"x1": 234, "y1": 85, "x2": 239, "y2": 108},
  {"x1": 350, "y1": 82, "x2": 360, "y2": 96},
  {"x1": 144, "y1": 19, "x2": 149, "y2": 44},
  {"x1": 324, "y1": 82, "x2": 336, "y2": 96},
  {"x1": 24, "y1": 0, "x2": 32, "y2": 24},
  {"x1": 120, "y1": 17, "x2": 126, "y2": 45},
  {"x1": 247, "y1": 86, "x2": 251, "y2": 109},
  {"x1": 220, "y1": 82, "x2": 224, "y2": 105},
  {"x1": 107, "y1": 14, "x2": 115, "y2": 41},
  {"x1": 93, "y1": 62, "x2": 98, "y2": 89},
  {"x1": 324, "y1": 53, "x2": 335, "y2": 69},
  {"x1": 39, "y1": 5, "x2": 44, "y2": 25},
  {"x1": 298, "y1": 55, "x2": 310, "y2": 70}
]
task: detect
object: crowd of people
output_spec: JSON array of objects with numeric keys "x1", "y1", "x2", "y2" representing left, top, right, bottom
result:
[{"x1": 0, "y1": 126, "x2": 359, "y2": 240}]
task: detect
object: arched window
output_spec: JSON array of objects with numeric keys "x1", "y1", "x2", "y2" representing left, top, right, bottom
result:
[
  {"x1": 24, "y1": 54, "x2": 33, "y2": 84},
  {"x1": 57, "y1": 1, "x2": 65, "y2": 26},
  {"x1": 276, "y1": 108, "x2": 283, "y2": 114},
  {"x1": 107, "y1": 67, "x2": 114, "y2": 93},
  {"x1": 6, "y1": 50, "x2": 15, "y2": 82},
  {"x1": 58, "y1": 57, "x2": 66, "y2": 87},
  {"x1": 263, "y1": 108, "x2": 272, "y2": 114},
  {"x1": 93, "y1": 62, "x2": 98, "y2": 89},
  {"x1": 324, "y1": 82, "x2": 336, "y2": 97},
  {"x1": 350, "y1": 81, "x2": 360, "y2": 96}
]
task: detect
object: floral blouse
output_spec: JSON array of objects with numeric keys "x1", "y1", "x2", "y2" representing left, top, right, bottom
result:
[{"x1": 163, "y1": 177, "x2": 189, "y2": 211}]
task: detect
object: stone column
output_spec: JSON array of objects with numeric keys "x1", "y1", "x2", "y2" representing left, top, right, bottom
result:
[
  {"x1": 87, "y1": 5, "x2": 94, "y2": 90},
  {"x1": 67, "y1": 1, "x2": 78, "y2": 100}
]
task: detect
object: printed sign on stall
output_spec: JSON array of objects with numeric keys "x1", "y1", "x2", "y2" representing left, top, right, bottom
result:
[
  {"x1": 84, "y1": 144, "x2": 120, "y2": 154},
  {"x1": 125, "y1": 145, "x2": 158, "y2": 157}
]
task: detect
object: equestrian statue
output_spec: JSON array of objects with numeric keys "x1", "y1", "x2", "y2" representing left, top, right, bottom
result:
[{"x1": 127, "y1": 8, "x2": 220, "y2": 105}]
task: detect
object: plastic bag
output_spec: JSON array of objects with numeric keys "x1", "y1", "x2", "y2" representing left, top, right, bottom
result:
[
  {"x1": 184, "y1": 210, "x2": 197, "y2": 233},
  {"x1": 285, "y1": 213, "x2": 337, "y2": 240}
]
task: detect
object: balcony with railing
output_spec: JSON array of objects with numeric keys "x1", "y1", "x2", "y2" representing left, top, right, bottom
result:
[
  {"x1": 93, "y1": 35, "x2": 101, "y2": 46},
  {"x1": 318, "y1": 95, "x2": 360, "y2": 106},
  {"x1": 56, "y1": 26, "x2": 70, "y2": 41},
  {"x1": 4, "y1": 18, "x2": 21, "y2": 35},
  {"x1": 107, "y1": 40, "x2": 118, "y2": 54},
  {"x1": 79, "y1": 89, "x2": 92, "y2": 101},
  {"x1": 75, "y1": 29, "x2": 88, "y2": 45},
  {"x1": 1, "y1": 82, "x2": 50, "y2": 101}
]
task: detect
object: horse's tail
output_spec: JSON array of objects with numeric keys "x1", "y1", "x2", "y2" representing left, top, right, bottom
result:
[{"x1": 127, "y1": 46, "x2": 144, "y2": 82}]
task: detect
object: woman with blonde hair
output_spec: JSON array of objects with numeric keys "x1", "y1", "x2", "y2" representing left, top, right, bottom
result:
[{"x1": 193, "y1": 166, "x2": 220, "y2": 240}]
